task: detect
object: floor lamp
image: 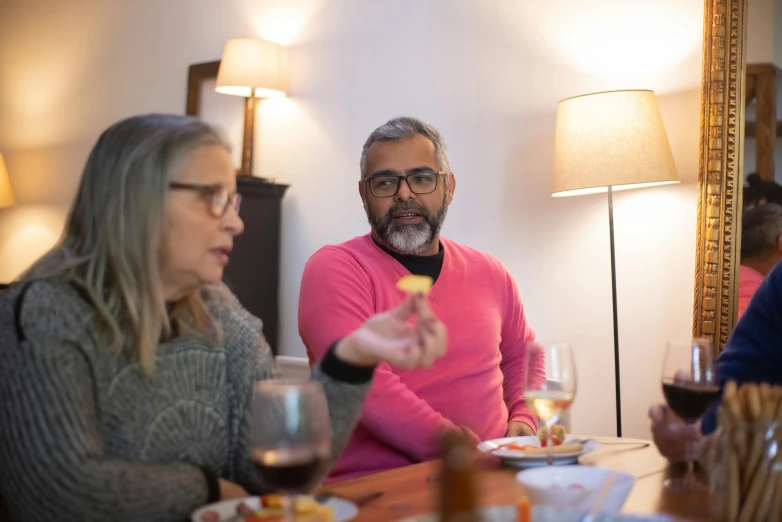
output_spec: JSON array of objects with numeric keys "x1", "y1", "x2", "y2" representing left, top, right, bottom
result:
[
  {"x1": 552, "y1": 90, "x2": 679, "y2": 437},
  {"x1": 215, "y1": 38, "x2": 287, "y2": 177}
]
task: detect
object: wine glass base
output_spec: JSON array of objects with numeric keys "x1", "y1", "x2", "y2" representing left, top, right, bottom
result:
[{"x1": 663, "y1": 476, "x2": 708, "y2": 492}]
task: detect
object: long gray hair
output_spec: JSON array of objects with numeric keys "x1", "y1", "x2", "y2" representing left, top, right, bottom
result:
[
  {"x1": 22, "y1": 114, "x2": 231, "y2": 374},
  {"x1": 359, "y1": 116, "x2": 452, "y2": 178}
]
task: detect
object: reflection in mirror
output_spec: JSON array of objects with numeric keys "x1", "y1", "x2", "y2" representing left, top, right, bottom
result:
[{"x1": 738, "y1": 8, "x2": 782, "y2": 324}]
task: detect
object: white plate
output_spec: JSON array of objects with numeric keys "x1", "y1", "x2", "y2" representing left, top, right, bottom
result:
[
  {"x1": 476, "y1": 436, "x2": 600, "y2": 468},
  {"x1": 191, "y1": 495, "x2": 358, "y2": 522},
  {"x1": 396, "y1": 505, "x2": 677, "y2": 522}
]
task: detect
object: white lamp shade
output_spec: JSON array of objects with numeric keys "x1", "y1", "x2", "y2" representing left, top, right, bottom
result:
[
  {"x1": 0, "y1": 153, "x2": 15, "y2": 209},
  {"x1": 552, "y1": 90, "x2": 679, "y2": 197},
  {"x1": 215, "y1": 38, "x2": 287, "y2": 99}
]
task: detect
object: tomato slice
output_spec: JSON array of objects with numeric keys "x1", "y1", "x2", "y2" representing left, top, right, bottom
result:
[{"x1": 504, "y1": 443, "x2": 537, "y2": 451}]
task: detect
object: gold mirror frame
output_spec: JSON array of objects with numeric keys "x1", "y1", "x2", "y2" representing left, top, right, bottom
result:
[{"x1": 693, "y1": 0, "x2": 747, "y2": 351}]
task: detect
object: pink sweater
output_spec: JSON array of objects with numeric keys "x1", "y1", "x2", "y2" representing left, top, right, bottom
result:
[
  {"x1": 738, "y1": 265, "x2": 765, "y2": 319},
  {"x1": 298, "y1": 234, "x2": 541, "y2": 481}
]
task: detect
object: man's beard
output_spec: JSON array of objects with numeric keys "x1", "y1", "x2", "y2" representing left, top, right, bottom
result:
[{"x1": 366, "y1": 195, "x2": 449, "y2": 255}]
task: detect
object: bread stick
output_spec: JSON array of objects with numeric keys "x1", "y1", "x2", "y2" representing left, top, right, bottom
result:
[
  {"x1": 725, "y1": 386, "x2": 744, "y2": 425},
  {"x1": 738, "y1": 458, "x2": 771, "y2": 522},
  {"x1": 725, "y1": 380, "x2": 738, "y2": 401},
  {"x1": 766, "y1": 470, "x2": 782, "y2": 522},
  {"x1": 743, "y1": 431, "x2": 766, "y2": 496},
  {"x1": 726, "y1": 440, "x2": 741, "y2": 522},
  {"x1": 746, "y1": 384, "x2": 763, "y2": 420},
  {"x1": 761, "y1": 384, "x2": 776, "y2": 420},
  {"x1": 753, "y1": 463, "x2": 775, "y2": 522}
]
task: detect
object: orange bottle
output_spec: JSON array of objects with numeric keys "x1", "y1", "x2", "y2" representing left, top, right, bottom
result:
[{"x1": 438, "y1": 430, "x2": 479, "y2": 522}]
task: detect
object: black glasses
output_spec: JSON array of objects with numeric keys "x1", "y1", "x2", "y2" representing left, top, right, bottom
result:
[
  {"x1": 169, "y1": 182, "x2": 242, "y2": 218},
  {"x1": 362, "y1": 171, "x2": 447, "y2": 198}
]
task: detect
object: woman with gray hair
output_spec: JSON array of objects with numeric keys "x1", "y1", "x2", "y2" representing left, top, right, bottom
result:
[{"x1": 0, "y1": 114, "x2": 447, "y2": 522}]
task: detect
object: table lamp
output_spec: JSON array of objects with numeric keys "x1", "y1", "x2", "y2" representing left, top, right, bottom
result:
[
  {"x1": 0, "y1": 153, "x2": 15, "y2": 209},
  {"x1": 552, "y1": 90, "x2": 679, "y2": 436},
  {"x1": 216, "y1": 37, "x2": 287, "y2": 176}
]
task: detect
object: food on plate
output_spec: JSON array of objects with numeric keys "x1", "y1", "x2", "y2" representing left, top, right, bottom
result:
[
  {"x1": 495, "y1": 441, "x2": 583, "y2": 455},
  {"x1": 515, "y1": 443, "x2": 583, "y2": 455},
  {"x1": 395, "y1": 275, "x2": 434, "y2": 295},
  {"x1": 502, "y1": 442, "x2": 539, "y2": 452},
  {"x1": 537, "y1": 424, "x2": 566, "y2": 446},
  {"x1": 199, "y1": 494, "x2": 334, "y2": 522}
]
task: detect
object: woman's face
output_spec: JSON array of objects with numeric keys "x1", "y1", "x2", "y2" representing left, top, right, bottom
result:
[{"x1": 160, "y1": 145, "x2": 244, "y2": 300}]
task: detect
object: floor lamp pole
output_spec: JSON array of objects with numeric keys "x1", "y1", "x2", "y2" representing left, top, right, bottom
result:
[
  {"x1": 241, "y1": 93, "x2": 257, "y2": 176},
  {"x1": 607, "y1": 186, "x2": 622, "y2": 437}
]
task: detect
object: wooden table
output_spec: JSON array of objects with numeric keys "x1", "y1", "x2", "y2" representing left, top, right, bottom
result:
[{"x1": 322, "y1": 437, "x2": 713, "y2": 521}]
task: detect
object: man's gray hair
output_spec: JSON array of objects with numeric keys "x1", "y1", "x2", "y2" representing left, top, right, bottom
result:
[
  {"x1": 741, "y1": 203, "x2": 782, "y2": 259},
  {"x1": 359, "y1": 116, "x2": 451, "y2": 178}
]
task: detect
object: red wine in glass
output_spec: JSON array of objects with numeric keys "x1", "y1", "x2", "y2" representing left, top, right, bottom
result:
[
  {"x1": 662, "y1": 380, "x2": 720, "y2": 424},
  {"x1": 252, "y1": 447, "x2": 327, "y2": 493}
]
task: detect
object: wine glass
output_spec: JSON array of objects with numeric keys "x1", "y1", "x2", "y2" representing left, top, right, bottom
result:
[
  {"x1": 524, "y1": 342, "x2": 577, "y2": 466},
  {"x1": 250, "y1": 379, "x2": 331, "y2": 521},
  {"x1": 661, "y1": 338, "x2": 719, "y2": 491}
]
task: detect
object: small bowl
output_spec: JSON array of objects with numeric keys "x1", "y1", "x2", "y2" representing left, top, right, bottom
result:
[{"x1": 516, "y1": 465, "x2": 634, "y2": 513}]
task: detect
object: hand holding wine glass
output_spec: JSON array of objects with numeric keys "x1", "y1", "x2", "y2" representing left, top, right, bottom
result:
[
  {"x1": 648, "y1": 403, "x2": 704, "y2": 463},
  {"x1": 524, "y1": 342, "x2": 577, "y2": 466},
  {"x1": 660, "y1": 338, "x2": 719, "y2": 491}
]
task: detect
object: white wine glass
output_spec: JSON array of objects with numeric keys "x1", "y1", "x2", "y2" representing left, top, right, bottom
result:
[{"x1": 524, "y1": 342, "x2": 577, "y2": 466}]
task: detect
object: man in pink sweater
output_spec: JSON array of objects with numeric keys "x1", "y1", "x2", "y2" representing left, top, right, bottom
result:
[
  {"x1": 298, "y1": 116, "x2": 543, "y2": 480},
  {"x1": 737, "y1": 204, "x2": 782, "y2": 318}
]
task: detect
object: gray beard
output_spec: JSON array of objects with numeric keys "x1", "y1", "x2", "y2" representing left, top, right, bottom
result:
[{"x1": 367, "y1": 197, "x2": 449, "y2": 255}]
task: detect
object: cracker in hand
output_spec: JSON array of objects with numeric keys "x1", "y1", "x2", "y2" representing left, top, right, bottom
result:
[{"x1": 396, "y1": 275, "x2": 434, "y2": 295}]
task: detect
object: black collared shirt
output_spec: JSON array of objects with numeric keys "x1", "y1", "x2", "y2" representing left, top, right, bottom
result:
[{"x1": 375, "y1": 239, "x2": 445, "y2": 283}]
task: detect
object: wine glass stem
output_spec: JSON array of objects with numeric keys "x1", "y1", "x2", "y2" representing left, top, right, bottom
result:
[
  {"x1": 545, "y1": 420, "x2": 554, "y2": 466},
  {"x1": 283, "y1": 494, "x2": 296, "y2": 522},
  {"x1": 683, "y1": 422, "x2": 697, "y2": 485},
  {"x1": 684, "y1": 458, "x2": 696, "y2": 484}
]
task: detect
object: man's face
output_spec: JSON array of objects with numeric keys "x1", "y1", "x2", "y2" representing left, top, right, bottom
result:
[{"x1": 360, "y1": 136, "x2": 455, "y2": 255}]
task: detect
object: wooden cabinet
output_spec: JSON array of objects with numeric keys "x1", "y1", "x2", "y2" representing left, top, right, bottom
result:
[{"x1": 223, "y1": 177, "x2": 288, "y2": 355}]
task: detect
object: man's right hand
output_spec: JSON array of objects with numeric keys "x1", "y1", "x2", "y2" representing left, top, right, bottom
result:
[
  {"x1": 648, "y1": 404, "x2": 703, "y2": 463},
  {"x1": 335, "y1": 293, "x2": 447, "y2": 370}
]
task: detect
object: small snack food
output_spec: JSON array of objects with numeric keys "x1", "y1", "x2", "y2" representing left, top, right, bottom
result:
[
  {"x1": 537, "y1": 424, "x2": 566, "y2": 446},
  {"x1": 199, "y1": 495, "x2": 334, "y2": 522},
  {"x1": 396, "y1": 275, "x2": 434, "y2": 295}
]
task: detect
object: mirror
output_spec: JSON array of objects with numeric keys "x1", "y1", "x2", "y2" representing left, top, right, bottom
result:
[{"x1": 692, "y1": 0, "x2": 747, "y2": 350}]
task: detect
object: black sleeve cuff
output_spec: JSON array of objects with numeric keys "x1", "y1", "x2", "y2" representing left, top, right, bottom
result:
[
  {"x1": 319, "y1": 341, "x2": 375, "y2": 384},
  {"x1": 200, "y1": 466, "x2": 220, "y2": 503}
]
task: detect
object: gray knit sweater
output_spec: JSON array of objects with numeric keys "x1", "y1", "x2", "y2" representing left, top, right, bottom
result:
[{"x1": 0, "y1": 280, "x2": 370, "y2": 522}]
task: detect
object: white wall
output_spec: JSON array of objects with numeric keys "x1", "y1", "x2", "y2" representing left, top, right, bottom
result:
[
  {"x1": 746, "y1": 0, "x2": 782, "y2": 66},
  {"x1": 747, "y1": 0, "x2": 777, "y2": 64},
  {"x1": 0, "y1": 0, "x2": 704, "y2": 439},
  {"x1": 744, "y1": 136, "x2": 782, "y2": 184},
  {"x1": 744, "y1": 0, "x2": 782, "y2": 185}
]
